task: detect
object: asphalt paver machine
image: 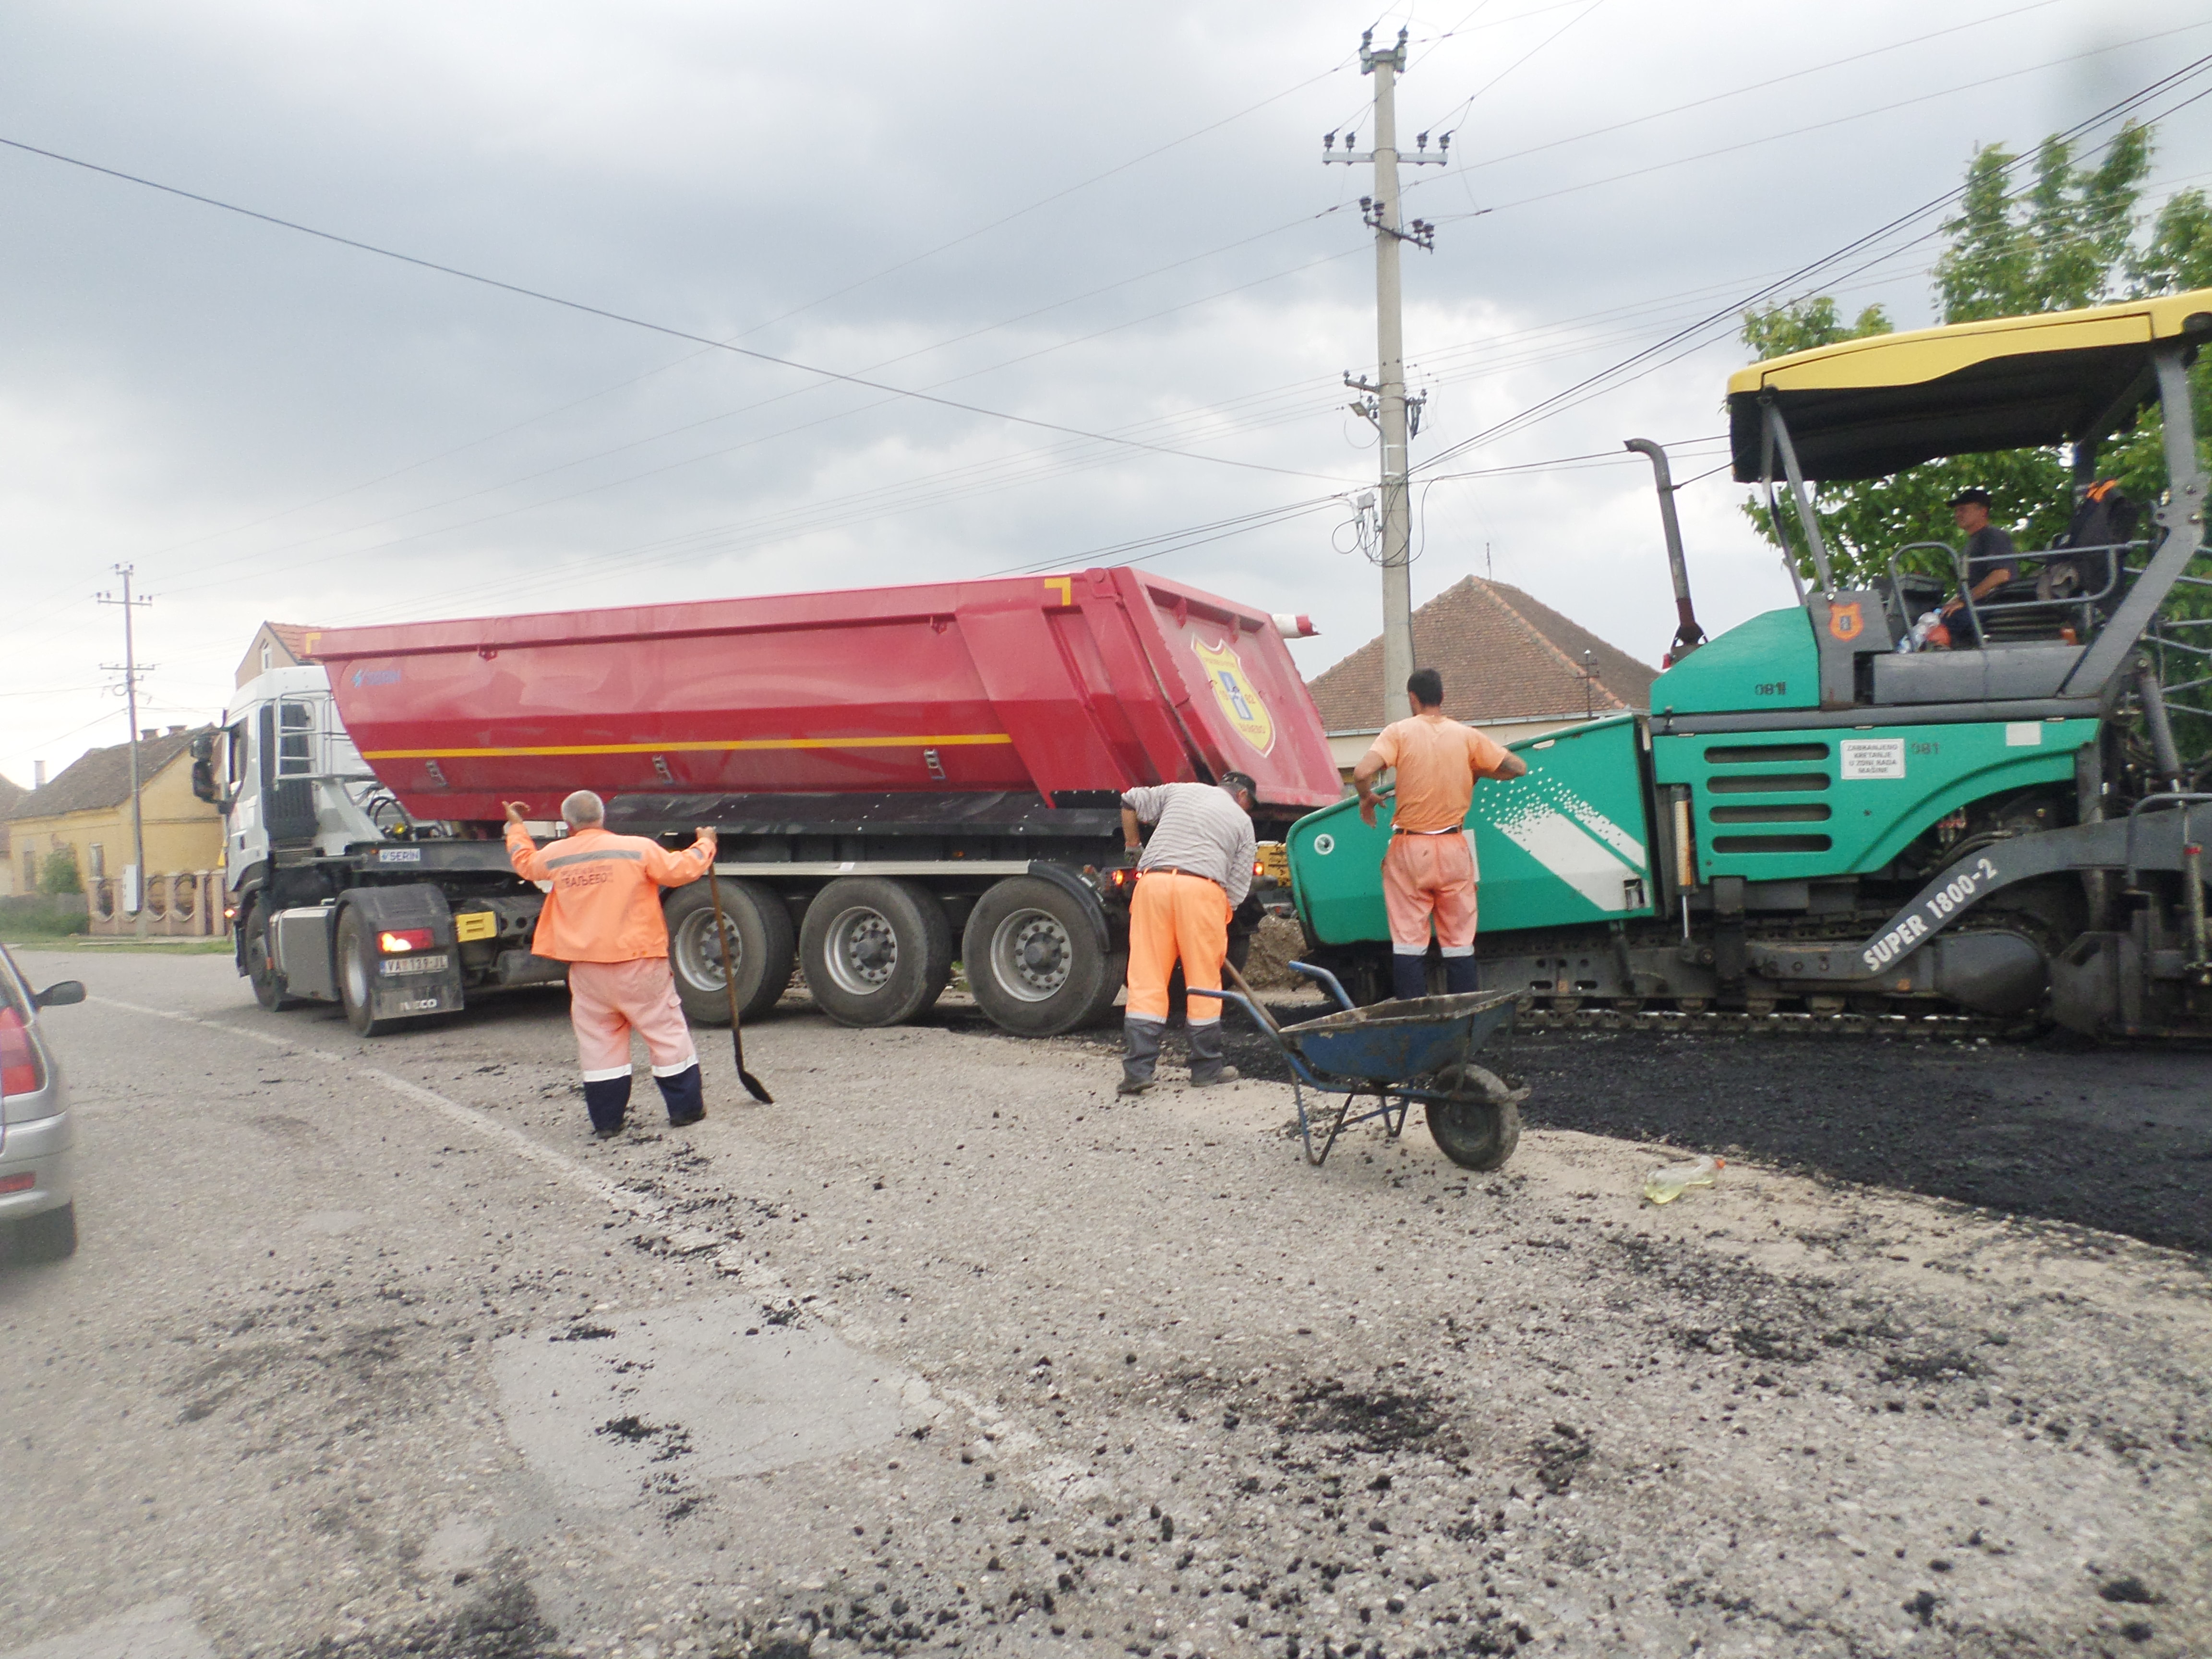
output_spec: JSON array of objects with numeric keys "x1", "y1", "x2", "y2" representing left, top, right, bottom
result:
[{"x1": 1289, "y1": 289, "x2": 2212, "y2": 1037}]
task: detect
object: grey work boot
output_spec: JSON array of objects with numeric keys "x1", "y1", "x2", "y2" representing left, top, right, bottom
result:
[
  {"x1": 1188, "y1": 1020, "x2": 1239, "y2": 1087},
  {"x1": 1119, "y1": 1017, "x2": 1164, "y2": 1095}
]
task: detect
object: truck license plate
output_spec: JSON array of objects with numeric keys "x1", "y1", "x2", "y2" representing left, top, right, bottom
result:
[{"x1": 380, "y1": 954, "x2": 449, "y2": 976}]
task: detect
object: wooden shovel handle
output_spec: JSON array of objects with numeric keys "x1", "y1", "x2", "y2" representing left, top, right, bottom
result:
[{"x1": 1220, "y1": 959, "x2": 1282, "y2": 1036}]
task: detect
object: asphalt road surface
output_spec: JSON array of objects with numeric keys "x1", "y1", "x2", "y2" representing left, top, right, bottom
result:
[
  {"x1": 2, "y1": 951, "x2": 2206, "y2": 1659},
  {"x1": 1209, "y1": 1010, "x2": 2212, "y2": 1255}
]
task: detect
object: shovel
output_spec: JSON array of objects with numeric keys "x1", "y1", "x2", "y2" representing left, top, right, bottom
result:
[{"x1": 706, "y1": 875, "x2": 774, "y2": 1104}]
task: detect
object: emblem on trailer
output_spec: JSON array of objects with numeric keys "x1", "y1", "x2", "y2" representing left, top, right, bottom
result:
[
  {"x1": 1828, "y1": 601, "x2": 1864, "y2": 642},
  {"x1": 1192, "y1": 638, "x2": 1275, "y2": 756}
]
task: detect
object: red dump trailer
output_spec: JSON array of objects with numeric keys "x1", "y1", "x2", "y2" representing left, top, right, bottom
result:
[{"x1": 207, "y1": 567, "x2": 1339, "y2": 1039}]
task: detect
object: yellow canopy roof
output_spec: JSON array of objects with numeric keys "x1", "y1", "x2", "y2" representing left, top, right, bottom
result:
[{"x1": 1727, "y1": 288, "x2": 2212, "y2": 482}]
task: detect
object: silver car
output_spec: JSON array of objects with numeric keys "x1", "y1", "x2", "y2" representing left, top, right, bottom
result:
[{"x1": 0, "y1": 944, "x2": 84, "y2": 1261}]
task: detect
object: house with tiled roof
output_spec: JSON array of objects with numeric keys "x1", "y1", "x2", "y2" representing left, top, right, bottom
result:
[
  {"x1": 0, "y1": 773, "x2": 25, "y2": 895},
  {"x1": 5, "y1": 727, "x2": 222, "y2": 897},
  {"x1": 1304, "y1": 576, "x2": 1657, "y2": 772},
  {"x1": 236, "y1": 622, "x2": 325, "y2": 688}
]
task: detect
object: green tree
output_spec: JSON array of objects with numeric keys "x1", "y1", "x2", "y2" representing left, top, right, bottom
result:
[
  {"x1": 1741, "y1": 123, "x2": 2167, "y2": 588},
  {"x1": 2107, "y1": 187, "x2": 2212, "y2": 507},
  {"x1": 38, "y1": 846, "x2": 80, "y2": 896}
]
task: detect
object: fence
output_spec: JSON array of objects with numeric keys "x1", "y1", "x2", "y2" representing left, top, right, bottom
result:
[{"x1": 86, "y1": 871, "x2": 226, "y2": 937}]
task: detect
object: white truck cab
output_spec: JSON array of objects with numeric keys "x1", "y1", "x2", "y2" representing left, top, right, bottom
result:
[{"x1": 204, "y1": 666, "x2": 390, "y2": 885}]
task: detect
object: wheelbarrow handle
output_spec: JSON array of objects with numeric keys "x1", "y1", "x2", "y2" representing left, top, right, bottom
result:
[
  {"x1": 1286, "y1": 960, "x2": 1356, "y2": 1011},
  {"x1": 1185, "y1": 985, "x2": 1262, "y2": 1024}
]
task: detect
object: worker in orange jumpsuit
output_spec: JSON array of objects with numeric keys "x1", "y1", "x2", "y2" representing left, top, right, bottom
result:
[
  {"x1": 505, "y1": 791, "x2": 717, "y2": 1137},
  {"x1": 1117, "y1": 772, "x2": 1257, "y2": 1094},
  {"x1": 1353, "y1": 668, "x2": 1527, "y2": 1001}
]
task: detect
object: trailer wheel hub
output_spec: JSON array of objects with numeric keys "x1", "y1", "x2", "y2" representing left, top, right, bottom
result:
[
  {"x1": 824, "y1": 906, "x2": 900, "y2": 994},
  {"x1": 991, "y1": 909, "x2": 1073, "y2": 1003}
]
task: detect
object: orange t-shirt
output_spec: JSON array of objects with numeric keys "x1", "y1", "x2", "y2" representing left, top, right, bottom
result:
[{"x1": 1366, "y1": 714, "x2": 1515, "y2": 833}]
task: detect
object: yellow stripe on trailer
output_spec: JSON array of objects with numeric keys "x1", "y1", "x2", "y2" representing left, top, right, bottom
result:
[{"x1": 360, "y1": 734, "x2": 1016, "y2": 760}]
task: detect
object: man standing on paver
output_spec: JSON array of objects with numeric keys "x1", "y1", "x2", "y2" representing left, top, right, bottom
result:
[
  {"x1": 1117, "y1": 772, "x2": 1258, "y2": 1096},
  {"x1": 1352, "y1": 668, "x2": 1527, "y2": 1001},
  {"x1": 505, "y1": 793, "x2": 717, "y2": 1138}
]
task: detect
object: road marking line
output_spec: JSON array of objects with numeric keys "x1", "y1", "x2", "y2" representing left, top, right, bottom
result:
[
  {"x1": 93, "y1": 996, "x2": 670, "y2": 1222},
  {"x1": 93, "y1": 998, "x2": 1057, "y2": 1496}
]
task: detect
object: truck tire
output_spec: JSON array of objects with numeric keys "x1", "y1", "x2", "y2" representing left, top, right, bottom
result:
[
  {"x1": 243, "y1": 901, "x2": 298, "y2": 1011},
  {"x1": 962, "y1": 876, "x2": 1125, "y2": 1037},
  {"x1": 665, "y1": 879, "x2": 796, "y2": 1025},
  {"x1": 800, "y1": 878, "x2": 952, "y2": 1027},
  {"x1": 335, "y1": 907, "x2": 399, "y2": 1037}
]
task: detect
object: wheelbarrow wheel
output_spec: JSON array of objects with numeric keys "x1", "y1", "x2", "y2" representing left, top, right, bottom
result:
[{"x1": 1424, "y1": 1062, "x2": 1527, "y2": 1171}]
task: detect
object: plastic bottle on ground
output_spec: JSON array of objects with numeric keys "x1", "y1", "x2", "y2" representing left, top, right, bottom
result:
[{"x1": 1643, "y1": 1154, "x2": 1724, "y2": 1205}]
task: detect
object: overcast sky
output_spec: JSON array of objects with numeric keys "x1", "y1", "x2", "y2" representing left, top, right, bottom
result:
[{"x1": 2, "y1": 0, "x2": 2208, "y2": 791}]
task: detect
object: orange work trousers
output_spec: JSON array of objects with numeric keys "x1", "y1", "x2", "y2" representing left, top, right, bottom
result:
[
  {"x1": 1382, "y1": 830, "x2": 1479, "y2": 955},
  {"x1": 1125, "y1": 871, "x2": 1231, "y2": 1024}
]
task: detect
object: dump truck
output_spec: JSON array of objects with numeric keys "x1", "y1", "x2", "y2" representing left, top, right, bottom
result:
[
  {"x1": 1287, "y1": 289, "x2": 2212, "y2": 1038},
  {"x1": 195, "y1": 567, "x2": 1340, "y2": 1037}
]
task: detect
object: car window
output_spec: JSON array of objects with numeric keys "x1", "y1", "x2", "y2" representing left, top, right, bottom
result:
[
  {"x1": 0, "y1": 943, "x2": 39, "y2": 1099},
  {"x1": 0, "y1": 942, "x2": 28, "y2": 1019}
]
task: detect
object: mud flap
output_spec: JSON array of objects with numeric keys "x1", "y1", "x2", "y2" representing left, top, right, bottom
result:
[{"x1": 339, "y1": 885, "x2": 465, "y2": 1023}]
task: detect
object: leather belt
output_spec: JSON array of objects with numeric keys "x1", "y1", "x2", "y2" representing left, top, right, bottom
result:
[
  {"x1": 1140, "y1": 865, "x2": 1226, "y2": 890},
  {"x1": 1392, "y1": 825, "x2": 1464, "y2": 836}
]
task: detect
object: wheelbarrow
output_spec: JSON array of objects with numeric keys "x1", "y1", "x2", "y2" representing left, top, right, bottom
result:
[{"x1": 1189, "y1": 962, "x2": 1527, "y2": 1169}]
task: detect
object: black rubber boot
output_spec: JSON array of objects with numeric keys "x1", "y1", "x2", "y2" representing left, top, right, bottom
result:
[
  {"x1": 657, "y1": 1064, "x2": 706, "y2": 1127},
  {"x1": 584, "y1": 1074, "x2": 633, "y2": 1137},
  {"x1": 1443, "y1": 955, "x2": 1480, "y2": 996},
  {"x1": 1391, "y1": 952, "x2": 1429, "y2": 1002},
  {"x1": 1188, "y1": 1021, "x2": 1240, "y2": 1087},
  {"x1": 1119, "y1": 1018, "x2": 1164, "y2": 1094}
]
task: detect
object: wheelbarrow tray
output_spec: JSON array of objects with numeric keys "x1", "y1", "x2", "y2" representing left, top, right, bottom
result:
[
  {"x1": 1278, "y1": 989, "x2": 1519, "y2": 1090},
  {"x1": 1184, "y1": 971, "x2": 1524, "y2": 1169}
]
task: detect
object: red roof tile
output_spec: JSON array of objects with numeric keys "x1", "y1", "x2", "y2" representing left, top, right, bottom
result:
[{"x1": 1305, "y1": 576, "x2": 1656, "y2": 732}]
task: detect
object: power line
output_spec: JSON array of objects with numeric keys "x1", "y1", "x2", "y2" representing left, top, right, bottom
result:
[
  {"x1": 1424, "y1": 0, "x2": 1610, "y2": 137},
  {"x1": 152, "y1": 220, "x2": 1371, "y2": 597},
  {"x1": 151, "y1": 245, "x2": 1956, "y2": 623},
  {"x1": 0, "y1": 137, "x2": 1359, "y2": 489},
  {"x1": 1408, "y1": 52, "x2": 2212, "y2": 476},
  {"x1": 1430, "y1": 0, "x2": 2069, "y2": 177},
  {"x1": 85, "y1": 54, "x2": 1364, "y2": 583},
  {"x1": 1417, "y1": 19, "x2": 2212, "y2": 226},
  {"x1": 17, "y1": 3, "x2": 2134, "y2": 619}
]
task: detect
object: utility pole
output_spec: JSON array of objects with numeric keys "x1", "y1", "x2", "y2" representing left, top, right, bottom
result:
[
  {"x1": 1325, "y1": 27, "x2": 1444, "y2": 719},
  {"x1": 96, "y1": 565, "x2": 154, "y2": 939}
]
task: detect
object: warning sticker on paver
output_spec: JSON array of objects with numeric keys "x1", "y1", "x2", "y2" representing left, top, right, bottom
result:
[{"x1": 1839, "y1": 738, "x2": 1905, "y2": 779}]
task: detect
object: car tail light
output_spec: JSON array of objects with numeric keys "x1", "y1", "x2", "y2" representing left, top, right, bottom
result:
[
  {"x1": 378, "y1": 928, "x2": 434, "y2": 954},
  {"x1": 0, "y1": 1007, "x2": 44, "y2": 1099},
  {"x1": 0, "y1": 1172, "x2": 34, "y2": 1194}
]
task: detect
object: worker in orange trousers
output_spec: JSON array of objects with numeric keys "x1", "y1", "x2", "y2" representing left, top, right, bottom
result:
[{"x1": 505, "y1": 791, "x2": 716, "y2": 1137}]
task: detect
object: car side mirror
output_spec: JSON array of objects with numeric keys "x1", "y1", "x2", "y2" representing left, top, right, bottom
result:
[{"x1": 34, "y1": 981, "x2": 85, "y2": 1008}]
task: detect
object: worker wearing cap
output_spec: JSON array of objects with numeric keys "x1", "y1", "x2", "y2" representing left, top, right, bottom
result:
[
  {"x1": 505, "y1": 793, "x2": 717, "y2": 1138},
  {"x1": 1353, "y1": 668, "x2": 1527, "y2": 1002},
  {"x1": 1117, "y1": 773, "x2": 1258, "y2": 1095},
  {"x1": 1938, "y1": 487, "x2": 2018, "y2": 646}
]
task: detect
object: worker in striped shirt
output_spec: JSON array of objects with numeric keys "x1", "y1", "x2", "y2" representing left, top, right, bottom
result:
[{"x1": 1118, "y1": 773, "x2": 1258, "y2": 1095}]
